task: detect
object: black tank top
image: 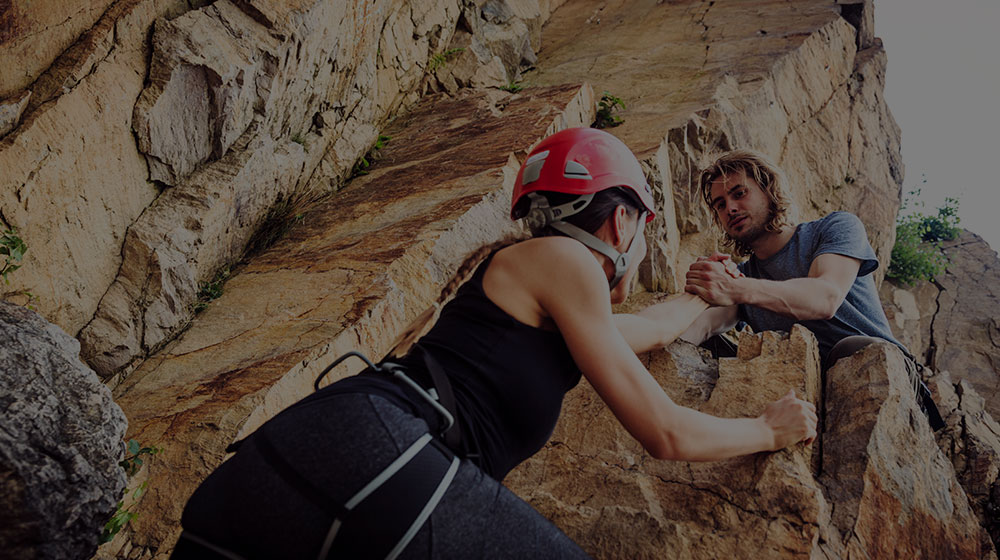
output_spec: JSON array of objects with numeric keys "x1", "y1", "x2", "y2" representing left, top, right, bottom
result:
[{"x1": 327, "y1": 251, "x2": 582, "y2": 480}]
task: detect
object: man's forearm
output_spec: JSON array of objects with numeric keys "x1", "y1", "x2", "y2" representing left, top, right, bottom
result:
[{"x1": 737, "y1": 276, "x2": 841, "y2": 321}]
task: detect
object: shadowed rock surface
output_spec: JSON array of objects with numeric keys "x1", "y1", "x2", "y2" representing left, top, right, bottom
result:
[
  {"x1": 928, "y1": 369, "x2": 1000, "y2": 554},
  {"x1": 0, "y1": 301, "x2": 127, "y2": 560}
]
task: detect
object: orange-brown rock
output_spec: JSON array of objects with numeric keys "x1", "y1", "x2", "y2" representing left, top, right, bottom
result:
[
  {"x1": 101, "y1": 83, "x2": 593, "y2": 559},
  {"x1": 818, "y1": 343, "x2": 992, "y2": 559},
  {"x1": 507, "y1": 326, "x2": 994, "y2": 559},
  {"x1": 0, "y1": 0, "x2": 560, "y2": 377}
]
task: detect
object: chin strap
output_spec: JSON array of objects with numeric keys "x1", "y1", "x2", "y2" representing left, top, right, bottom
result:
[{"x1": 524, "y1": 193, "x2": 647, "y2": 289}]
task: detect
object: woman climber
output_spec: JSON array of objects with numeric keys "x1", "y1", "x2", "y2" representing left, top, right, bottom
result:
[{"x1": 171, "y1": 127, "x2": 817, "y2": 559}]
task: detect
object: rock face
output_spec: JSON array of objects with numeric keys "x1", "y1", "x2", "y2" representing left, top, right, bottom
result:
[
  {"x1": 0, "y1": 0, "x2": 559, "y2": 378},
  {"x1": 7, "y1": 0, "x2": 997, "y2": 558},
  {"x1": 507, "y1": 326, "x2": 993, "y2": 559},
  {"x1": 0, "y1": 301, "x2": 128, "y2": 560},
  {"x1": 99, "y1": 83, "x2": 593, "y2": 558},
  {"x1": 880, "y1": 230, "x2": 1000, "y2": 421},
  {"x1": 817, "y1": 341, "x2": 988, "y2": 559}
]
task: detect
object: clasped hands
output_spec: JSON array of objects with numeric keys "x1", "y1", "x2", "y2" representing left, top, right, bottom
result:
[{"x1": 684, "y1": 252, "x2": 744, "y2": 306}]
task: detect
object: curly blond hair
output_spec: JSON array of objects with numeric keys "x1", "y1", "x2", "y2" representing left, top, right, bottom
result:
[{"x1": 698, "y1": 150, "x2": 791, "y2": 256}]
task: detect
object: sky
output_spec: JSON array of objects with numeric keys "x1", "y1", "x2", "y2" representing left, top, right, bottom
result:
[{"x1": 874, "y1": 0, "x2": 1000, "y2": 251}]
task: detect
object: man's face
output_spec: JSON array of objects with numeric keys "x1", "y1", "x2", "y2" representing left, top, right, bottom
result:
[{"x1": 708, "y1": 170, "x2": 772, "y2": 245}]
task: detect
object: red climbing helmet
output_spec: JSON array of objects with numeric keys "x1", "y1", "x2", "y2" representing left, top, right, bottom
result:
[{"x1": 511, "y1": 127, "x2": 655, "y2": 222}]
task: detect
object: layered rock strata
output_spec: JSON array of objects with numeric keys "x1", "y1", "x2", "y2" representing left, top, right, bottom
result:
[
  {"x1": 101, "y1": 83, "x2": 593, "y2": 558},
  {"x1": 0, "y1": 301, "x2": 128, "y2": 560},
  {"x1": 0, "y1": 0, "x2": 560, "y2": 382}
]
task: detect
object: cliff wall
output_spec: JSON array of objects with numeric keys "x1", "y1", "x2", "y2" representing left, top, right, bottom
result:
[{"x1": 2, "y1": 0, "x2": 998, "y2": 559}]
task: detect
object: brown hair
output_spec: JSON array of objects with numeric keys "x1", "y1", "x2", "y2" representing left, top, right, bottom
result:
[
  {"x1": 390, "y1": 188, "x2": 643, "y2": 358},
  {"x1": 698, "y1": 149, "x2": 791, "y2": 256}
]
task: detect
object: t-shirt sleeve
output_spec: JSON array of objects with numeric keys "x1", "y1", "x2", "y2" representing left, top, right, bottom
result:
[{"x1": 813, "y1": 212, "x2": 879, "y2": 277}]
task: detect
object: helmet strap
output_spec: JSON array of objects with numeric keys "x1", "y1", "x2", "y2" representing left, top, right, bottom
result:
[
  {"x1": 523, "y1": 192, "x2": 596, "y2": 232},
  {"x1": 550, "y1": 211, "x2": 647, "y2": 289}
]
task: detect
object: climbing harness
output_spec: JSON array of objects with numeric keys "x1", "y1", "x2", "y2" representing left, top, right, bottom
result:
[
  {"x1": 312, "y1": 348, "x2": 462, "y2": 449},
  {"x1": 199, "y1": 349, "x2": 464, "y2": 559}
]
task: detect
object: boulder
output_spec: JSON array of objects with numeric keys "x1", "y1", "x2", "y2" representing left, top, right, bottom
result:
[
  {"x1": 0, "y1": 301, "x2": 127, "y2": 560},
  {"x1": 818, "y1": 342, "x2": 991, "y2": 559}
]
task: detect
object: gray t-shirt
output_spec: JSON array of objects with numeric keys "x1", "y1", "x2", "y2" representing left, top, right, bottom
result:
[{"x1": 737, "y1": 211, "x2": 905, "y2": 362}]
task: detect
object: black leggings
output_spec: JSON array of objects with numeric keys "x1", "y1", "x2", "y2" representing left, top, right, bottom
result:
[{"x1": 174, "y1": 393, "x2": 589, "y2": 559}]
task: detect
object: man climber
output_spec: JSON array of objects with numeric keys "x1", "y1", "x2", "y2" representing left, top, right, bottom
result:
[{"x1": 677, "y1": 149, "x2": 942, "y2": 428}]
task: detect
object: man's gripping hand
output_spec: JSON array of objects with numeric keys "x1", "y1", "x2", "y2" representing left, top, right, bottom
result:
[{"x1": 685, "y1": 252, "x2": 744, "y2": 306}]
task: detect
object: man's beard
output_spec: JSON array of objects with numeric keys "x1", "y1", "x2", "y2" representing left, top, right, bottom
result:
[{"x1": 728, "y1": 214, "x2": 768, "y2": 250}]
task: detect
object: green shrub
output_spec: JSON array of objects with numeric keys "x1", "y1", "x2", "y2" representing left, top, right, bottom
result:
[
  {"x1": 887, "y1": 193, "x2": 961, "y2": 286},
  {"x1": 0, "y1": 228, "x2": 27, "y2": 284},
  {"x1": 593, "y1": 92, "x2": 625, "y2": 129},
  {"x1": 428, "y1": 48, "x2": 465, "y2": 71},
  {"x1": 100, "y1": 440, "x2": 163, "y2": 544}
]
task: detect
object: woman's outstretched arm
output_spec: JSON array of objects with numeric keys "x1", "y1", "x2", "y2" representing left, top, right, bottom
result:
[
  {"x1": 614, "y1": 293, "x2": 709, "y2": 353},
  {"x1": 526, "y1": 239, "x2": 816, "y2": 461}
]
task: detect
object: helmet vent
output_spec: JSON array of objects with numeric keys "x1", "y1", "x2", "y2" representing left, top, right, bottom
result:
[
  {"x1": 563, "y1": 160, "x2": 593, "y2": 179},
  {"x1": 521, "y1": 150, "x2": 549, "y2": 185}
]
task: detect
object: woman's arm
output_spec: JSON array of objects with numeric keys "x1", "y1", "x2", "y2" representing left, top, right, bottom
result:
[
  {"x1": 524, "y1": 239, "x2": 816, "y2": 461},
  {"x1": 614, "y1": 294, "x2": 710, "y2": 353}
]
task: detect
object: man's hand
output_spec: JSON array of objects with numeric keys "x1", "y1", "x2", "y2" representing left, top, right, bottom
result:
[
  {"x1": 696, "y1": 252, "x2": 743, "y2": 279},
  {"x1": 685, "y1": 253, "x2": 744, "y2": 306}
]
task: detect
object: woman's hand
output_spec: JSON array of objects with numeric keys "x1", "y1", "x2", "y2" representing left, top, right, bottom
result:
[{"x1": 759, "y1": 389, "x2": 818, "y2": 450}]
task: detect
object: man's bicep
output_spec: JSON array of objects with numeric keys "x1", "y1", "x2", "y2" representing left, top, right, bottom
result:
[{"x1": 808, "y1": 253, "x2": 861, "y2": 299}]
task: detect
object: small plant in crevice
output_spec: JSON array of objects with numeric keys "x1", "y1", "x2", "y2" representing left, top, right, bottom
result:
[
  {"x1": 1, "y1": 227, "x2": 27, "y2": 284},
  {"x1": 428, "y1": 47, "x2": 465, "y2": 72},
  {"x1": 194, "y1": 266, "x2": 231, "y2": 313},
  {"x1": 500, "y1": 81, "x2": 523, "y2": 93},
  {"x1": 593, "y1": 92, "x2": 625, "y2": 129},
  {"x1": 290, "y1": 132, "x2": 307, "y2": 149},
  {"x1": 351, "y1": 134, "x2": 391, "y2": 178},
  {"x1": 243, "y1": 190, "x2": 323, "y2": 260},
  {"x1": 100, "y1": 439, "x2": 163, "y2": 544},
  {"x1": 119, "y1": 439, "x2": 163, "y2": 476},
  {"x1": 887, "y1": 190, "x2": 962, "y2": 287}
]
